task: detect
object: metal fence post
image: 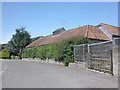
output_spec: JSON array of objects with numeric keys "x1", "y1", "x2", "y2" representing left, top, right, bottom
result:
[
  {"x1": 83, "y1": 44, "x2": 84, "y2": 62},
  {"x1": 88, "y1": 43, "x2": 90, "y2": 53},
  {"x1": 74, "y1": 46, "x2": 75, "y2": 63},
  {"x1": 110, "y1": 49, "x2": 113, "y2": 75}
]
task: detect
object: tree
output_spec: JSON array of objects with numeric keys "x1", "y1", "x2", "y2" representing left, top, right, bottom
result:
[{"x1": 7, "y1": 27, "x2": 31, "y2": 58}]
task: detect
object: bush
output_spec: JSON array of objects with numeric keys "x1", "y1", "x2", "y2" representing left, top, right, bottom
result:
[
  {"x1": 11, "y1": 55, "x2": 15, "y2": 59},
  {"x1": 64, "y1": 56, "x2": 73, "y2": 66},
  {"x1": 0, "y1": 49, "x2": 10, "y2": 59},
  {"x1": 64, "y1": 57, "x2": 70, "y2": 66},
  {"x1": 15, "y1": 56, "x2": 20, "y2": 59},
  {"x1": 11, "y1": 55, "x2": 20, "y2": 59}
]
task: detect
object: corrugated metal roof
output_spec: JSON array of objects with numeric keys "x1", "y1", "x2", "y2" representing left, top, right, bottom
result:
[{"x1": 96, "y1": 23, "x2": 120, "y2": 36}]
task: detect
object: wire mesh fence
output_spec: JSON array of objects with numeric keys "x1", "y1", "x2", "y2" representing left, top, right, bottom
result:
[{"x1": 74, "y1": 44, "x2": 88, "y2": 63}]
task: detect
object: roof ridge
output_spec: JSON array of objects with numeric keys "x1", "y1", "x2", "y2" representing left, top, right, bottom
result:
[{"x1": 64, "y1": 24, "x2": 95, "y2": 32}]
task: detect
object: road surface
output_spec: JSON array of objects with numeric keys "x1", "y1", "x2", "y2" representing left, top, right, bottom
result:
[{"x1": 1, "y1": 60, "x2": 118, "y2": 88}]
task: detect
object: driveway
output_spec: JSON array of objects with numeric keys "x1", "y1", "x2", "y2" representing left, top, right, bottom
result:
[{"x1": 1, "y1": 60, "x2": 118, "y2": 88}]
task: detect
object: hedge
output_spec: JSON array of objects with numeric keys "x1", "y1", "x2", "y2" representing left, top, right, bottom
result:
[
  {"x1": 0, "y1": 49, "x2": 10, "y2": 59},
  {"x1": 22, "y1": 36, "x2": 89, "y2": 66}
]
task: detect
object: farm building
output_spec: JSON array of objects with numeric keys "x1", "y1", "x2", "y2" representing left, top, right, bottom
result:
[{"x1": 27, "y1": 23, "x2": 120, "y2": 48}]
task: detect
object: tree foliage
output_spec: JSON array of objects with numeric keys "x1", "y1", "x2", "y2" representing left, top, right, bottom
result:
[{"x1": 0, "y1": 44, "x2": 7, "y2": 51}]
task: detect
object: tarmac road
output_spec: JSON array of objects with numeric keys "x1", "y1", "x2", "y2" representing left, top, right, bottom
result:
[{"x1": 1, "y1": 60, "x2": 118, "y2": 88}]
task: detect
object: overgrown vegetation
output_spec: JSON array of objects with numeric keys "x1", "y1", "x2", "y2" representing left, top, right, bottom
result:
[{"x1": 22, "y1": 36, "x2": 89, "y2": 66}]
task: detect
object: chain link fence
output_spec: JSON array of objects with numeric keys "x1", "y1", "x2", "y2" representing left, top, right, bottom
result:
[{"x1": 74, "y1": 44, "x2": 88, "y2": 63}]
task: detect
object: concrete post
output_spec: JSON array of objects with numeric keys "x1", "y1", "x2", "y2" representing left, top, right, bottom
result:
[{"x1": 112, "y1": 46, "x2": 119, "y2": 76}]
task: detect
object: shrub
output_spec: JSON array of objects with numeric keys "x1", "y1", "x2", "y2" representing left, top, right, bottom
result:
[
  {"x1": 15, "y1": 56, "x2": 20, "y2": 59},
  {"x1": 64, "y1": 55, "x2": 74, "y2": 66},
  {"x1": 11, "y1": 55, "x2": 15, "y2": 59},
  {"x1": 64, "y1": 57, "x2": 70, "y2": 66},
  {"x1": 0, "y1": 49, "x2": 10, "y2": 59}
]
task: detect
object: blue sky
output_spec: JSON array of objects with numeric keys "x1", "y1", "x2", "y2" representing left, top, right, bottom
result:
[{"x1": 2, "y1": 2, "x2": 118, "y2": 44}]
